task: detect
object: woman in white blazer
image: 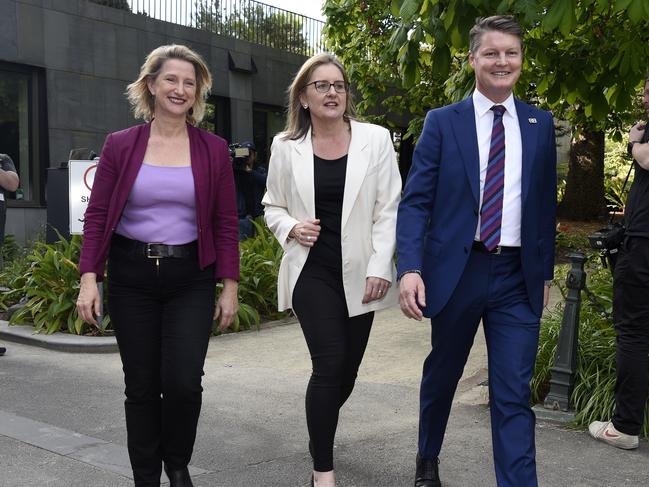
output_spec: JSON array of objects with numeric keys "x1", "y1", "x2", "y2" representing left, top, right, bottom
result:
[{"x1": 263, "y1": 53, "x2": 401, "y2": 487}]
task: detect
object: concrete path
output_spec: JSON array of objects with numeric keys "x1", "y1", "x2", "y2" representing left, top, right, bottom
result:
[{"x1": 0, "y1": 296, "x2": 647, "y2": 486}]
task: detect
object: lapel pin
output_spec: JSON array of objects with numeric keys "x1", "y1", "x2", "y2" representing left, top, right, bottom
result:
[{"x1": 528, "y1": 117, "x2": 537, "y2": 124}]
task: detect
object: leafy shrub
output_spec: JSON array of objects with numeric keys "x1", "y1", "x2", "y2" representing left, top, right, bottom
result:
[
  {"x1": 1, "y1": 234, "x2": 21, "y2": 263},
  {"x1": 222, "y1": 218, "x2": 286, "y2": 332},
  {"x1": 532, "y1": 258, "x2": 649, "y2": 438},
  {"x1": 0, "y1": 238, "x2": 31, "y2": 301},
  {"x1": 2, "y1": 222, "x2": 285, "y2": 335},
  {"x1": 5, "y1": 235, "x2": 111, "y2": 335},
  {"x1": 604, "y1": 138, "x2": 634, "y2": 213}
]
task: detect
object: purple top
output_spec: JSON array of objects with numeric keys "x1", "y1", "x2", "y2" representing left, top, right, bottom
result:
[
  {"x1": 79, "y1": 123, "x2": 239, "y2": 282},
  {"x1": 116, "y1": 163, "x2": 197, "y2": 244}
]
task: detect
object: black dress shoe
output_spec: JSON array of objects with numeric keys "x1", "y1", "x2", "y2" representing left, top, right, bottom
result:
[
  {"x1": 164, "y1": 465, "x2": 193, "y2": 487},
  {"x1": 414, "y1": 453, "x2": 441, "y2": 487}
]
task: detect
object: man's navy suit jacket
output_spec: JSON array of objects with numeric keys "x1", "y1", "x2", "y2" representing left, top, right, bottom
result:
[{"x1": 396, "y1": 96, "x2": 557, "y2": 319}]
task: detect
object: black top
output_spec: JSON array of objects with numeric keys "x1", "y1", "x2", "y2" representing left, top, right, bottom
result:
[
  {"x1": 306, "y1": 154, "x2": 348, "y2": 271},
  {"x1": 625, "y1": 128, "x2": 649, "y2": 236}
]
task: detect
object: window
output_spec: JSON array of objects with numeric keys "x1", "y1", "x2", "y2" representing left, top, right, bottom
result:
[
  {"x1": 253, "y1": 104, "x2": 285, "y2": 168},
  {"x1": 0, "y1": 62, "x2": 47, "y2": 205},
  {"x1": 200, "y1": 95, "x2": 231, "y2": 142}
]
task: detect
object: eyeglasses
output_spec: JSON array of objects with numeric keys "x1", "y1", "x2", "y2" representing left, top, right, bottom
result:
[{"x1": 304, "y1": 80, "x2": 348, "y2": 93}]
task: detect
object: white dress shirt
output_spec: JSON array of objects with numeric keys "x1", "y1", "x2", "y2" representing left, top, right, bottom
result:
[{"x1": 472, "y1": 89, "x2": 522, "y2": 246}]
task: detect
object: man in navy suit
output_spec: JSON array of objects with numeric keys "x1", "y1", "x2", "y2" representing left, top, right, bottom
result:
[{"x1": 396, "y1": 16, "x2": 556, "y2": 487}]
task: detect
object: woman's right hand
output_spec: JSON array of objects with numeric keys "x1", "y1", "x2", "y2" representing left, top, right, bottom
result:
[
  {"x1": 76, "y1": 273, "x2": 101, "y2": 325},
  {"x1": 289, "y1": 219, "x2": 321, "y2": 247}
]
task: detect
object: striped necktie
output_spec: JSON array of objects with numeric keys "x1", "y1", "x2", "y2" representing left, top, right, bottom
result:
[{"x1": 480, "y1": 105, "x2": 506, "y2": 251}]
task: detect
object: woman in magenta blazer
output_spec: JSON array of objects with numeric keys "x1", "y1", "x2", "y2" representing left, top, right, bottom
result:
[{"x1": 76, "y1": 45, "x2": 239, "y2": 487}]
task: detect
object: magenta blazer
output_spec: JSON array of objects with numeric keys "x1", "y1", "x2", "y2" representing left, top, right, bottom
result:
[{"x1": 79, "y1": 123, "x2": 239, "y2": 282}]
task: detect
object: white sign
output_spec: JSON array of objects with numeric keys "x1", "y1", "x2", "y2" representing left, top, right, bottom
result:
[{"x1": 69, "y1": 159, "x2": 99, "y2": 235}]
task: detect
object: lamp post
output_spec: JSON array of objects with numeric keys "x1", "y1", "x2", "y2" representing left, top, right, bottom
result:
[{"x1": 543, "y1": 252, "x2": 587, "y2": 411}]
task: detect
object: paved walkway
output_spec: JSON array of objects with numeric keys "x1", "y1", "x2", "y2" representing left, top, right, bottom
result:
[{"x1": 0, "y1": 294, "x2": 647, "y2": 486}]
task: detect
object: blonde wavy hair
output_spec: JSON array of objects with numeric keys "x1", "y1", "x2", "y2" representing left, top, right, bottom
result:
[
  {"x1": 282, "y1": 53, "x2": 357, "y2": 141},
  {"x1": 126, "y1": 44, "x2": 212, "y2": 125}
]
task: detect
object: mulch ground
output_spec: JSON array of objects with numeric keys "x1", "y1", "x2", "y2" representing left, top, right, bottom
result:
[{"x1": 555, "y1": 219, "x2": 608, "y2": 264}]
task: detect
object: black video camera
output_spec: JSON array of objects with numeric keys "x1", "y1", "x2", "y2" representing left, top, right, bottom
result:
[
  {"x1": 588, "y1": 223, "x2": 625, "y2": 270},
  {"x1": 229, "y1": 143, "x2": 252, "y2": 171},
  {"x1": 229, "y1": 141, "x2": 256, "y2": 172}
]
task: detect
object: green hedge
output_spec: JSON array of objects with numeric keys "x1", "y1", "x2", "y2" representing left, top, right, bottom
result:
[{"x1": 0, "y1": 222, "x2": 285, "y2": 335}]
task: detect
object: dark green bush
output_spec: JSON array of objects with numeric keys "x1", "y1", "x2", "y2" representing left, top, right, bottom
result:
[
  {"x1": 1, "y1": 221, "x2": 286, "y2": 335},
  {"x1": 224, "y1": 218, "x2": 286, "y2": 332},
  {"x1": 1, "y1": 234, "x2": 21, "y2": 263},
  {"x1": 4, "y1": 235, "x2": 109, "y2": 335},
  {"x1": 604, "y1": 138, "x2": 634, "y2": 213}
]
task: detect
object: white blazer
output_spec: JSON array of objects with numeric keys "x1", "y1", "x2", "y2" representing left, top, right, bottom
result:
[{"x1": 263, "y1": 119, "x2": 402, "y2": 317}]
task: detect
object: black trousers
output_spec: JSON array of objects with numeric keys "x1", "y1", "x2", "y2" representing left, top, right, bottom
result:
[
  {"x1": 292, "y1": 260, "x2": 374, "y2": 472},
  {"x1": 612, "y1": 236, "x2": 649, "y2": 435},
  {"x1": 107, "y1": 235, "x2": 216, "y2": 486}
]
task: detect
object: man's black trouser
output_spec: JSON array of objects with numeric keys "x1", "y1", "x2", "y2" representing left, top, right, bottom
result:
[
  {"x1": 613, "y1": 236, "x2": 649, "y2": 436},
  {"x1": 107, "y1": 235, "x2": 216, "y2": 486}
]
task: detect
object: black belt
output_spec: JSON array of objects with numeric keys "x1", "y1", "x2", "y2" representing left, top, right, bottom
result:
[
  {"x1": 112, "y1": 233, "x2": 197, "y2": 259},
  {"x1": 472, "y1": 241, "x2": 519, "y2": 254}
]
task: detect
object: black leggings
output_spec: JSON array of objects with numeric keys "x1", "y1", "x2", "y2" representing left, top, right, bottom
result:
[{"x1": 292, "y1": 261, "x2": 374, "y2": 472}]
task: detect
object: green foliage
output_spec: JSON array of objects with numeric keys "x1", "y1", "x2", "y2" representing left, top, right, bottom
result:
[
  {"x1": 1, "y1": 225, "x2": 285, "y2": 336},
  {"x1": 0, "y1": 237, "x2": 33, "y2": 307},
  {"x1": 604, "y1": 137, "x2": 634, "y2": 212},
  {"x1": 324, "y1": 0, "x2": 649, "y2": 139},
  {"x1": 90, "y1": 0, "x2": 131, "y2": 11},
  {"x1": 323, "y1": 0, "x2": 448, "y2": 138},
  {"x1": 222, "y1": 218, "x2": 286, "y2": 333},
  {"x1": 1, "y1": 234, "x2": 20, "y2": 263},
  {"x1": 195, "y1": 1, "x2": 310, "y2": 54},
  {"x1": 4, "y1": 235, "x2": 110, "y2": 335},
  {"x1": 532, "y1": 260, "x2": 649, "y2": 437}
]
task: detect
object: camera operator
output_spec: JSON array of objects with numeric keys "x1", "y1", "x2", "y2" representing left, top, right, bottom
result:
[
  {"x1": 232, "y1": 141, "x2": 266, "y2": 220},
  {"x1": 589, "y1": 78, "x2": 649, "y2": 450}
]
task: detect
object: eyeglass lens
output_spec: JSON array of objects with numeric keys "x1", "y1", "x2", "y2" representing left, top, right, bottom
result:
[{"x1": 314, "y1": 81, "x2": 346, "y2": 93}]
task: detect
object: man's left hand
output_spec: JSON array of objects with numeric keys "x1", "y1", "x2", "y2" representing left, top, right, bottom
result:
[{"x1": 543, "y1": 284, "x2": 550, "y2": 308}]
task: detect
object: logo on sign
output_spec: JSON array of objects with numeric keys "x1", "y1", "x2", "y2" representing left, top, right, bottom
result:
[{"x1": 83, "y1": 164, "x2": 98, "y2": 191}]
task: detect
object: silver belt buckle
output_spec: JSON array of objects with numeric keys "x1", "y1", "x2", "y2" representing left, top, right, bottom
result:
[
  {"x1": 145, "y1": 243, "x2": 164, "y2": 259},
  {"x1": 493, "y1": 245, "x2": 502, "y2": 255}
]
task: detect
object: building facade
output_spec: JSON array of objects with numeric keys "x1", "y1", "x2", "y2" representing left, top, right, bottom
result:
[{"x1": 0, "y1": 0, "x2": 317, "y2": 242}]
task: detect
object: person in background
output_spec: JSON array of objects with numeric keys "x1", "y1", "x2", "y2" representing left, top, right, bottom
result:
[
  {"x1": 76, "y1": 44, "x2": 239, "y2": 487},
  {"x1": 0, "y1": 153, "x2": 18, "y2": 359},
  {"x1": 263, "y1": 53, "x2": 401, "y2": 487},
  {"x1": 233, "y1": 141, "x2": 266, "y2": 220},
  {"x1": 0, "y1": 153, "x2": 20, "y2": 270},
  {"x1": 589, "y1": 77, "x2": 649, "y2": 451}
]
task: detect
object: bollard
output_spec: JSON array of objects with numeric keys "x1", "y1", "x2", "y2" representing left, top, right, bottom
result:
[{"x1": 543, "y1": 252, "x2": 586, "y2": 411}]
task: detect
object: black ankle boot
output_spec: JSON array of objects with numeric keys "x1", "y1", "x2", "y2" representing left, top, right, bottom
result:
[
  {"x1": 164, "y1": 465, "x2": 193, "y2": 487},
  {"x1": 414, "y1": 453, "x2": 441, "y2": 487}
]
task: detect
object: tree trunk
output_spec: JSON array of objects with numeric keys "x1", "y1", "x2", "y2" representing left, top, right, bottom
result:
[{"x1": 557, "y1": 129, "x2": 607, "y2": 220}]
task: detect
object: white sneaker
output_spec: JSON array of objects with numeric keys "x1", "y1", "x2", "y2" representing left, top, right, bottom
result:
[{"x1": 589, "y1": 420, "x2": 639, "y2": 450}]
